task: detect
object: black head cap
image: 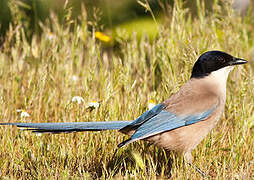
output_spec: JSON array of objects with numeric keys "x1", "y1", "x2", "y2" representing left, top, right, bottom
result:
[{"x1": 191, "y1": 51, "x2": 247, "y2": 78}]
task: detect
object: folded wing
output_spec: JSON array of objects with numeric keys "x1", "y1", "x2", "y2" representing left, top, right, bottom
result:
[{"x1": 118, "y1": 103, "x2": 218, "y2": 147}]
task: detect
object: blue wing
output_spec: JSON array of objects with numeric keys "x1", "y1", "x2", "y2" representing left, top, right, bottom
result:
[
  {"x1": 119, "y1": 103, "x2": 166, "y2": 132},
  {"x1": 118, "y1": 104, "x2": 217, "y2": 147}
]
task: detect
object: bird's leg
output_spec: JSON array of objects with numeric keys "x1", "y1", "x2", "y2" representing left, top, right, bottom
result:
[
  {"x1": 184, "y1": 152, "x2": 208, "y2": 178},
  {"x1": 188, "y1": 163, "x2": 208, "y2": 178},
  {"x1": 106, "y1": 148, "x2": 119, "y2": 178},
  {"x1": 112, "y1": 148, "x2": 118, "y2": 160}
]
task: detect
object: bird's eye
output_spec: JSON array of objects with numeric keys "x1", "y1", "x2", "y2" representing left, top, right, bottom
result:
[{"x1": 220, "y1": 56, "x2": 226, "y2": 63}]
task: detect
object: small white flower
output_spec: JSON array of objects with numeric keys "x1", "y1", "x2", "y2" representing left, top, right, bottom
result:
[
  {"x1": 17, "y1": 109, "x2": 30, "y2": 118},
  {"x1": 88, "y1": 101, "x2": 100, "y2": 108},
  {"x1": 21, "y1": 111, "x2": 30, "y2": 118},
  {"x1": 72, "y1": 75, "x2": 78, "y2": 82},
  {"x1": 148, "y1": 100, "x2": 156, "y2": 110},
  {"x1": 72, "y1": 96, "x2": 85, "y2": 104},
  {"x1": 234, "y1": 174, "x2": 240, "y2": 179},
  {"x1": 47, "y1": 32, "x2": 56, "y2": 41},
  {"x1": 36, "y1": 133, "x2": 42, "y2": 137}
]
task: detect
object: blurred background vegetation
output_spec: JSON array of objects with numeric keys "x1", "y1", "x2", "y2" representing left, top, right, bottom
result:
[{"x1": 0, "y1": 0, "x2": 252, "y2": 43}]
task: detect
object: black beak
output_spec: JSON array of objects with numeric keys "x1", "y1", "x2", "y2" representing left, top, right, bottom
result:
[{"x1": 229, "y1": 57, "x2": 248, "y2": 66}]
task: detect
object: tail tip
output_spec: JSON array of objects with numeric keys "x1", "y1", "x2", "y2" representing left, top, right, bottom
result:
[{"x1": 0, "y1": 123, "x2": 13, "y2": 126}]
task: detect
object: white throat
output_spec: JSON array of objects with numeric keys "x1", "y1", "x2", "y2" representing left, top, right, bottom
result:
[{"x1": 210, "y1": 66, "x2": 234, "y2": 90}]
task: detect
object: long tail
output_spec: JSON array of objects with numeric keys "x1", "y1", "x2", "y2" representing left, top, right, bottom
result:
[{"x1": 0, "y1": 121, "x2": 131, "y2": 133}]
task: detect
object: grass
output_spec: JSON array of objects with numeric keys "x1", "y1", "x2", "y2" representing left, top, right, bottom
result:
[{"x1": 0, "y1": 1, "x2": 254, "y2": 179}]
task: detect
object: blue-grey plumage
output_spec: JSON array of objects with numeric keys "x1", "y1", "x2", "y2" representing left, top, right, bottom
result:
[
  {"x1": 118, "y1": 104, "x2": 218, "y2": 148},
  {"x1": 119, "y1": 103, "x2": 166, "y2": 133},
  {"x1": 0, "y1": 121, "x2": 131, "y2": 133},
  {"x1": 0, "y1": 51, "x2": 248, "y2": 165}
]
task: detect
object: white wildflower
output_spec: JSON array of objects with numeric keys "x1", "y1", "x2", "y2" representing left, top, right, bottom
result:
[
  {"x1": 36, "y1": 133, "x2": 42, "y2": 137},
  {"x1": 88, "y1": 101, "x2": 100, "y2": 108},
  {"x1": 21, "y1": 111, "x2": 30, "y2": 118},
  {"x1": 72, "y1": 96, "x2": 85, "y2": 104},
  {"x1": 47, "y1": 32, "x2": 56, "y2": 41},
  {"x1": 72, "y1": 75, "x2": 78, "y2": 82},
  {"x1": 17, "y1": 109, "x2": 30, "y2": 118},
  {"x1": 148, "y1": 100, "x2": 156, "y2": 110}
]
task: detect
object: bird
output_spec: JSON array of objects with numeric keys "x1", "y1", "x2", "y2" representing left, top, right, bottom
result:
[{"x1": 0, "y1": 50, "x2": 247, "y2": 174}]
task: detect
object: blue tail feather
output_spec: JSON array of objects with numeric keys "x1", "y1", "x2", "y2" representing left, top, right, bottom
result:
[{"x1": 0, "y1": 121, "x2": 131, "y2": 133}]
